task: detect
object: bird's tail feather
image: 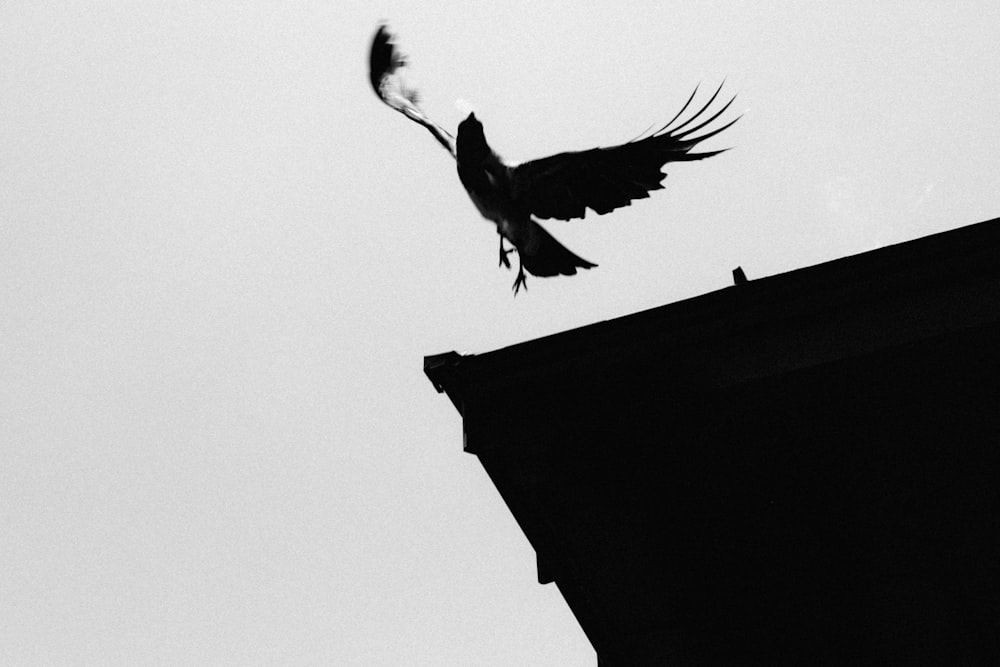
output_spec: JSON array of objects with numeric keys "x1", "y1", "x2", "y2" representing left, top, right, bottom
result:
[{"x1": 519, "y1": 220, "x2": 597, "y2": 278}]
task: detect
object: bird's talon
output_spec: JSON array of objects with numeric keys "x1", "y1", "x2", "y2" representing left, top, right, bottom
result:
[
  {"x1": 498, "y1": 238, "x2": 514, "y2": 268},
  {"x1": 512, "y1": 269, "x2": 528, "y2": 295}
]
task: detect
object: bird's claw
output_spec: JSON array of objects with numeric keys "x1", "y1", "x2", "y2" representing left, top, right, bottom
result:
[
  {"x1": 498, "y1": 239, "x2": 514, "y2": 268},
  {"x1": 512, "y1": 267, "x2": 528, "y2": 295}
]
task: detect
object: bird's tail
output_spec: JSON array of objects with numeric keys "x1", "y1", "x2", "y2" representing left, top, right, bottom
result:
[{"x1": 518, "y1": 219, "x2": 597, "y2": 278}]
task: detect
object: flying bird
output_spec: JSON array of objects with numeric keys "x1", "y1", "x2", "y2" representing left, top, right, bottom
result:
[{"x1": 369, "y1": 24, "x2": 740, "y2": 294}]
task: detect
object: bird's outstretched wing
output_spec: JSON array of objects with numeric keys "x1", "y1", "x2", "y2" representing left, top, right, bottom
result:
[
  {"x1": 369, "y1": 24, "x2": 455, "y2": 156},
  {"x1": 509, "y1": 84, "x2": 740, "y2": 221}
]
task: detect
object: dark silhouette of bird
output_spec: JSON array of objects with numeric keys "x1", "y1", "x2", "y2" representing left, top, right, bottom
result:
[{"x1": 369, "y1": 24, "x2": 740, "y2": 294}]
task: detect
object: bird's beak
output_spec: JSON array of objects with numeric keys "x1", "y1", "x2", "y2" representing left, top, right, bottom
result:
[{"x1": 467, "y1": 112, "x2": 476, "y2": 121}]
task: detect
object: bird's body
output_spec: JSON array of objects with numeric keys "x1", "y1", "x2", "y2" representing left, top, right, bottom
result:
[
  {"x1": 456, "y1": 114, "x2": 597, "y2": 292},
  {"x1": 369, "y1": 24, "x2": 741, "y2": 294}
]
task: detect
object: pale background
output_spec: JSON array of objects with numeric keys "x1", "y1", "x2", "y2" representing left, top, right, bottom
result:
[{"x1": 3, "y1": 2, "x2": 999, "y2": 664}]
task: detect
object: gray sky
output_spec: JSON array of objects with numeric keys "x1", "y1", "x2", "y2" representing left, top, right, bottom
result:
[{"x1": 3, "y1": 2, "x2": 999, "y2": 664}]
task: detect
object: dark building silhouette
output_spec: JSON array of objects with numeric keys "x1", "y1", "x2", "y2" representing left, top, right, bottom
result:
[{"x1": 424, "y1": 216, "x2": 1000, "y2": 666}]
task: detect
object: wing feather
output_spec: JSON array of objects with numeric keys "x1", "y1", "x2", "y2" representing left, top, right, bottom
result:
[
  {"x1": 369, "y1": 24, "x2": 455, "y2": 157},
  {"x1": 511, "y1": 83, "x2": 741, "y2": 221}
]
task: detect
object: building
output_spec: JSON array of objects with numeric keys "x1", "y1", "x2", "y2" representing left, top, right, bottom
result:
[{"x1": 424, "y1": 216, "x2": 1000, "y2": 665}]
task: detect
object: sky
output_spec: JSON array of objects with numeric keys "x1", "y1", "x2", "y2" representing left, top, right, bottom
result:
[{"x1": 2, "y1": 2, "x2": 999, "y2": 664}]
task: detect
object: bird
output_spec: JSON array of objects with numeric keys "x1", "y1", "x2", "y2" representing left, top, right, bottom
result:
[{"x1": 369, "y1": 24, "x2": 740, "y2": 295}]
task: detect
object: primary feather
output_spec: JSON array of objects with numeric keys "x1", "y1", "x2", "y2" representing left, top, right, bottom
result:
[
  {"x1": 510, "y1": 83, "x2": 741, "y2": 221},
  {"x1": 369, "y1": 24, "x2": 454, "y2": 155}
]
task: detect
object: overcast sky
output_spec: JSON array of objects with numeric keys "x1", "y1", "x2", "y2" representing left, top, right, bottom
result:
[{"x1": 3, "y1": 2, "x2": 1000, "y2": 665}]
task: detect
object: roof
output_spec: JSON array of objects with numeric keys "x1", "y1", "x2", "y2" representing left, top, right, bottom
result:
[
  {"x1": 426, "y1": 215, "x2": 1000, "y2": 434},
  {"x1": 423, "y1": 215, "x2": 1000, "y2": 663}
]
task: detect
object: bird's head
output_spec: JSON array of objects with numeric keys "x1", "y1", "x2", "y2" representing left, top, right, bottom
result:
[{"x1": 457, "y1": 112, "x2": 489, "y2": 160}]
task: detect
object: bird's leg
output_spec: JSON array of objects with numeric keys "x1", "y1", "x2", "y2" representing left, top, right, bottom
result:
[
  {"x1": 498, "y1": 234, "x2": 513, "y2": 268},
  {"x1": 512, "y1": 257, "x2": 528, "y2": 295}
]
